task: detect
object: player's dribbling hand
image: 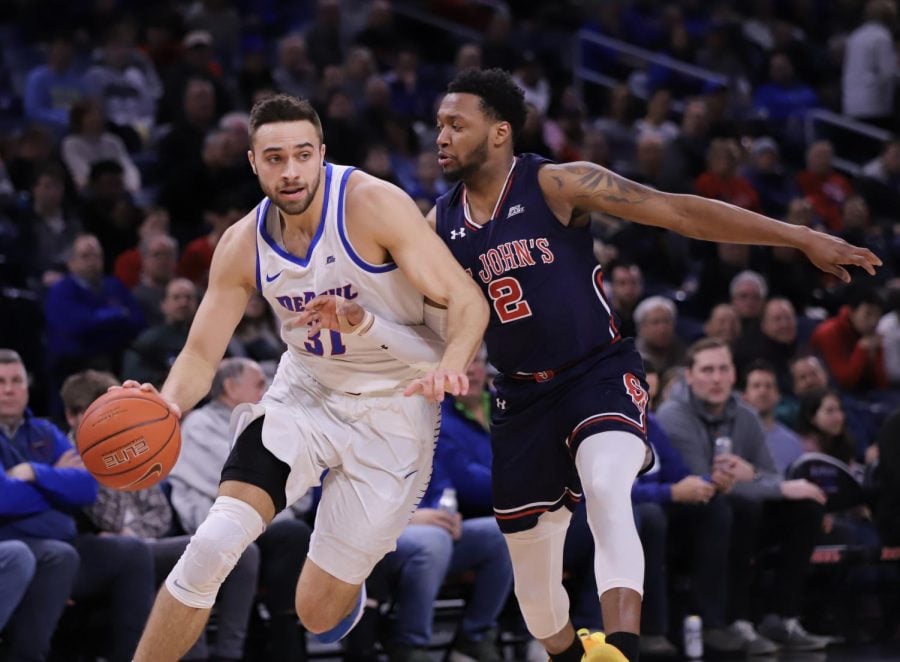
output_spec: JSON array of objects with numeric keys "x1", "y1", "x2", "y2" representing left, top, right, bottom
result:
[
  {"x1": 112, "y1": 380, "x2": 183, "y2": 419},
  {"x1": 403, "y1": 368, "x2": 469, "y2": 402}
]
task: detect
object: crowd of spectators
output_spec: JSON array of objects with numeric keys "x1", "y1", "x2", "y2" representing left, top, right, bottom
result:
[{"x1": 1, "y1": 0, "x2": 900, "y2": 660}]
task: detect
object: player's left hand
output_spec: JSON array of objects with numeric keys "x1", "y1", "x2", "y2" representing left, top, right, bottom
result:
[
  {"x1": 802, "y1": 230, "x2": 881, "y2": 283},
  {"x1": 404, "y1": 367, "x2": 469, "y2": 402},
  {"x1": 290, "y1": 295, "x2": 366, "y2": 335}
]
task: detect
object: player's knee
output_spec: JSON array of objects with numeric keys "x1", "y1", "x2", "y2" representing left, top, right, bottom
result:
[
  {"x1": 514, "y1": 581, "x2": 570, "y2": 640},
  {"x1": 295, "y1": 593, "x2": 350, "y2": 634},
  {"x1": 166, "y1": 496, "x2": 265, "y2": 609}
]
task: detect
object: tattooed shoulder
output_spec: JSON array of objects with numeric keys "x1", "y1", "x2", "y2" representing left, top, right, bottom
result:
[{"x1": 559, "y1": 162, "x2": 651, "y2": 205}]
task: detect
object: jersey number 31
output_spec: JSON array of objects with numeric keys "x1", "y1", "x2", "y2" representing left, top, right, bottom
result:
[
  {"x1": 488, "y1": 277, "x2": 532, "y2": 324},
  {"x1": 304, "y1": 330, "x2": 347, "y2": 356}
]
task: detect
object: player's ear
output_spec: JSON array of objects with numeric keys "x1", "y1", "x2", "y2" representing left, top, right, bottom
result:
[
  {"x1": 320, "y1": 143, "x2": 327, "y2": 166},
  {"x1": 493, "y1": 121, "x2": 512, "y2": 147},
  {"x1": 248, "y1": 150, "x2": 257, "y2": 175}
]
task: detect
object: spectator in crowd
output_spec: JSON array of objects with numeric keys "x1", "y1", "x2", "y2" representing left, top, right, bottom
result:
[
  {"x1": 662, "y1": 97, "x2": 712, "y2": 184},
  {"x1": 0, "y1": 540, "x2": 35, "y2": 632},
  {"x1": 730, "y1": 270, "x2": 768, "y2": 335},
  {"x1": 81, "y1": 20, "x2": 162, "y2": 150},
  {"x1": 734, "y1": 297, "x2": 802, "y2": 393},
  {"x1": 874, "y1": 407, "x2": 900, "y2": 545},
  {"x1": 157, "y1": 77, "x2": 220, "y2": 175},
  {"x1": 113, "y1": 207, "x2": 171, "y2": 289},
  {"x1": 795, "y1": 141, "x2": 855, "y2": 233},
  {"x1": 61, "y1": 99, "x2": 141, "y2": 194},
  {"x1": 5, "y1": 124, "x2": 56, "y2": 193},
  {"x1": 79, "y1": 159, "x2": 143, "y2": 268},
  {"x1": 607, "y1": 260, "x2": 644, "y2": 339},
  {"x1": 385, "y1": 46, "x2": 437, "y2": 123},
  {"x1": 703, "y1": 303, "x2": 741, "y2": 347},
  {"x1": 178, "y1": 197, "x2": 245, "y2": 288},
  {"x1": 44, "y1": 234, "x2": 144, "y2": 390},
  {"x1": 876, "y1": 279, "x2": 900, "y2": 385},
  {"x1": 742, "y1": 360, "x2": 806, "y2": 475},
  {"x1": 625, "y1": 133, "x2": 668, "y2": 190},
  {"x1": 17, "y1": 163, "x2": 82, "y2": 289},
  {"x1": 694, "y1": 138, "x2": 761, "y2": 212},
  {"x1": 634, "y1": 87, "x2": 679, "y2": 145},
  {"x1": 167, "y1": 358, "x2": 312, "y2": 661},
  {"x1": 742, "y1": 136, "x2": 796, "y2": 219},
  {"x1": 380, "y1": 349, "x2": 512, "y2": 662},
  {"x1": 122, "y1": 278, "x2": 198, "y2": 388},
  {"x1": 657, "y1": 338, "x2": 829, "y2": 653},
  {"x1": 752, "y1": 51, "x2": 819, "y2": 145},
  {"x1": 634, "y1": 296, "x2": 686, "y2": 375},
  {"x1": 795, "y1": 389, "x2": 881, "y2": 546},
  {"x1": 512, "y1": 51, "x2": 551, "y2": 116},
  {"x1": 858, "y1": 140, "x2": 900, "y2": 222},
  {"x1": 61, "y1": 368, "x2": 270, "y2": 662},
  {"x1": 157, "y1": 30, "x2": 231, "y2": 126},
  {"x1": 230, "y1": 292, "x2": 286, "y2": 371},
  {"x1": 23, "y1": 31, "x2": 86, "y2": 136},
  {"x1": 131, "y1": 234, "x2": 178, "y2": 326},
  {"x1": 272, "y1": 33, "x2": 317, "y2": 101},
  {"x1": 593, "y1": 83, "x2": 638, "y2": 170},
  {"x1": 0, "y1": 349, "x2": 82, "y2": 661},
  {"x1": 343, "y1": 46, "x2": 378, "y2": 110},
  {"x1": 810, "y1": 285, "x2": 887, "y2": 393},
  {"x1": 0, "y1": 349, "x2": 155, "y2": 662},
  {"x1": 842, "y1": 0, "x2": 898, "y2": 129},
  {"x1": 765, "y1": 198, "x2": 822, "y2": 312}
]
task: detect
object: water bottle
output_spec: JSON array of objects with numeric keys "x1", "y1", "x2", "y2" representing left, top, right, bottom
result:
[
  {"x1": 714, "y1": 436, "x2": 732, "y2": 457},
  {"x1": 683, "y1": 614, "x2": 703, "y2": 659},
  {"x1": 438, "y1": 487, "x2": 458, "y2": 514}
]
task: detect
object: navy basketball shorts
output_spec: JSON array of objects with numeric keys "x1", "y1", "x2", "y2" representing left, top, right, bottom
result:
[{"x1": 490, "y1": 339, "x2": 650, "y2": 534}]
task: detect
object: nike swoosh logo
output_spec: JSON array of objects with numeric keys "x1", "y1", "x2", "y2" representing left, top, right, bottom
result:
[
  {"x1": 404, "y1": 470, "x2": 418, "y2": 479},
  {"x1": 265, "y1": 270, "x2": 284, "y2": 282},
  {"x1": 172, "y1": 578, "x2": 202, "y2": 596}
]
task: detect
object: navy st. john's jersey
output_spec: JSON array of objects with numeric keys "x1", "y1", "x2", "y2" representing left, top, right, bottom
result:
[{"x1": 435, "y1": 153, "x2": 622, "y2": 376}]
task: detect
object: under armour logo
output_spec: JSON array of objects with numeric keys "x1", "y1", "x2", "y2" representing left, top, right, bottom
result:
[
  {"x1": 451, "y1": 228, "x2": 466, "y2": 240},
  {"x1": 496, "y1": 398, "x2": 507, "y2": 410}
]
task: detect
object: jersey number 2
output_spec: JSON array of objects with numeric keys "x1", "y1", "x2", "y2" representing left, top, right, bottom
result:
[
  {"x1": 488, "y1": 277, "x2": 532, "y2": 324},
  {"x1": 304, "y1": 330, "x2": 347, "y2": 356}
]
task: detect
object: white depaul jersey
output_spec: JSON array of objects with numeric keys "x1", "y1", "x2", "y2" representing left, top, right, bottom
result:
[{"x1": 255, "y1": 163, "x2": 428, "y2": 394}]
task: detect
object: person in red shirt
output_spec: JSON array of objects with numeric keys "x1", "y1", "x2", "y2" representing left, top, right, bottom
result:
[
  {"x1": 810, "y1": 286, "x2": 887, "y2": 393},
  {"x1": 694, "y1": 139, "x2": 761, "y2": 212},
  {"x1": 177, "y1": 197, "x2": 245, "y2": 288},
  {"x1": 795, "y1": 141, "x2": 855, "y2": 233},
  {"x1": 113, "y1": 207, "x2": 171, "y2": 288}
]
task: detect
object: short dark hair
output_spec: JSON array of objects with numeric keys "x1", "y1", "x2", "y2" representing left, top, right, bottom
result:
[
  {"x1": 685, "y1": 337, "x2": 731, "y2": 369},
  {"x1": 60, "y1": 370, "x2": 119, "y2": 415},
  {"x1": 447, "y1": 68, "x2": 527, "y2": 145},
  {"x1": 740, "y1": 359, "x2": 777, "y2": 390},
  {"x1": 249, "y1": 94, "x2": 323, "y2": 145}
]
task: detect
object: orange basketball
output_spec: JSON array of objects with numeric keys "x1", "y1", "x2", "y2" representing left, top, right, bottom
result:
[{"x1": 76, "y1": 389, "x2": 181, "y2": 492}]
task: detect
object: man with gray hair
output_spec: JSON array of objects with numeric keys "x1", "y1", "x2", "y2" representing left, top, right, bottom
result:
[
  {"x1": 168, "y1": 358, "x2": 312, "y2": 660},
  {"x1": 729, "y1": 270, "x2": 768, "y2": 335},
  {"x1": 634, "y1": 296, "x2": 685, "y2": 374}
]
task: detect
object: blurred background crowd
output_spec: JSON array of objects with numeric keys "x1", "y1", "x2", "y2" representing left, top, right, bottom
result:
[{"x1": 1, "y1": 0, "x2": 900, "y2": 660}]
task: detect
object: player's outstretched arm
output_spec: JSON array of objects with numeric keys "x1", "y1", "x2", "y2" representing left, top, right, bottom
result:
[
  {"x1": 539, "y1": 161, "x2": 882, "y2": 283},
  {"x1": 353, "y1": 180, "x2": 489, "y2": 400},
  {"x1": 157, "y1": 219, "x2": 255, "y2": 414}
]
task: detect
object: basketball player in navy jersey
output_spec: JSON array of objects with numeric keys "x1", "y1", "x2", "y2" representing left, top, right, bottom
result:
[{"x1": 427, "y1": 69, "x2": 880, "y2": 662}]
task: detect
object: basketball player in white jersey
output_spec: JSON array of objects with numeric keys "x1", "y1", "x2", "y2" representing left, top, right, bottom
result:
[{"x1": 127, "y1": 95, "x2": 488, "y2": 661}]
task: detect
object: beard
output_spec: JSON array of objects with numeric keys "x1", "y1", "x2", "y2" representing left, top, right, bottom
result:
[
  {"x1": 442, "y1": 138, "x2": 489, "y2": 183},
  {"x1": 264, "y1": 168, "x2": 322, "y2": 216}
]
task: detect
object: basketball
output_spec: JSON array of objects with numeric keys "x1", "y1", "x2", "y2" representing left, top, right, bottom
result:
[{"x1": 76, "y1": 389, "x2": 181, "y2": 492}]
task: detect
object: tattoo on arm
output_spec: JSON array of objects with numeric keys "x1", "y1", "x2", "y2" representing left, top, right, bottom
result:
[{"x1": 564, "y1": 164, "x2": 651, "y2": 205}]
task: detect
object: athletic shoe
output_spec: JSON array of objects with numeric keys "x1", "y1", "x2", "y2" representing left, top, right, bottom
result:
[
  {"x1": 730, "y1": 619, "x2": 779, "y2": 655},
  {"x1": 449, "y1": 628, "x2": 502, "y2": 661},
  {"x1": 757, "y1": 615, "x2": 830, "y2": 651},
  {"x1": 312, "y1": 584, "x2": 367, "y2": 643},
  {"x1": 638, "y1": 634, "x2": 678, "y2": 657},
  {"x1": 578, "y1": 629, "x2": 629, "y2": 662}
]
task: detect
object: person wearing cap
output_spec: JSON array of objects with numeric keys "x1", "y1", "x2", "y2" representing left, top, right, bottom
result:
[{"x1": 742, "y1": 136, "x2": 797, "y2": 218}]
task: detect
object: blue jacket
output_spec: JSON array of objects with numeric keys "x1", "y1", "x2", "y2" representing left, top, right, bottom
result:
[
  {"x1": 420, "y1": 396, "x2": 493, "y2": 517},
  {"x1": 0, "y1": 410, "x2": 98, "y2": 540},
  {"x1": 631, "y1": 414, "x2": 693, "y2": 504},
  {"x1": 44, "y1": 275, "x2": 145, "y2": 365}
]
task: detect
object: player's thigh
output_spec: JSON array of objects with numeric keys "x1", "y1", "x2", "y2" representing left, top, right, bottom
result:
[{"x1": 309, "y1": 395, "x2": 438, "y2": 586}]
